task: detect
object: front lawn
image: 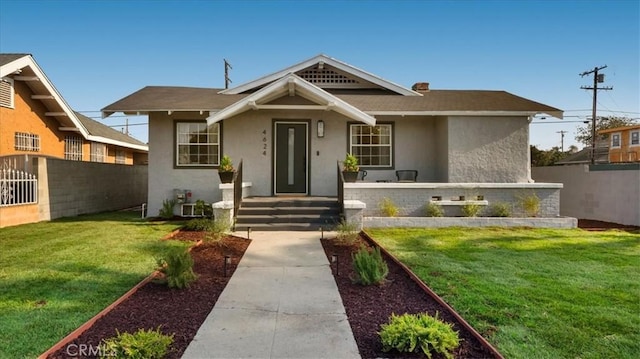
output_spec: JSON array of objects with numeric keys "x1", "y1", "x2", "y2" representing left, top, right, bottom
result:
[
  {"x1": 0, "y1": 211, "x2": 184, "y2": 358},
  {"x1": 367, "y1": 227, "x2": 640, "y2": 359}
]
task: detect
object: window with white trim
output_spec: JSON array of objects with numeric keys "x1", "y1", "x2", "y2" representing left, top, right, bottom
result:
[
  {"x1": 90, "y1": 142, "x2": 106, "y2": 162},
  {"x1": 630, "y1": 131, "x2": 639, "y2": 146},
  {"x1": 64, "y1": 136, "x2": 83, "y2": 161},
  {"x1": 0, "y1": 77, "x2": 14, "y2": 108},
  {"x1": 611, "y1": 133, "x2": 621, "y2": 148},
  {"x1": 115, "y1": 149, "x2": 126, "y2": 164},
  {"x1": 176, "y1": 122, "x2": 220, "y2": 167},
  {"x1": 349, "y1": 124, "x2": 393, "y2": 167},
  {"x1": 14, "y1": 132, "x2": 40, "y2": 151}
]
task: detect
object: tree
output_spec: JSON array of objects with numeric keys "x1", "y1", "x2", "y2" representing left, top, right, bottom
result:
[
  {"x1": 575, "y1": 116, "x2": 636, "y2": 146},
  {"x1": 531, "y1": 145, "x2": 567, "y2": 166}
]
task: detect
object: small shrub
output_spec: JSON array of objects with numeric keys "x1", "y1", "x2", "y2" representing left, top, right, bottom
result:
[
  {"x1": 194, "y1": 199, "x2": 212, "y2": 218},
  {"x1": 379, "y1": 197, "x2": 399, "y2": 217},
  {"x1": 101, "y1": 327, "x2": 173, "y2": 359},
  {"x1": 218, "y1": 154, "x2": 234, "y2": 172},
  {"x1": 335, "y1": 220, "x2": 358, "y2": 245},
  {"x1": 489, "y1": 202, "x2": 511, "y2": 217},
  {"x1": 184, "y1": 218, "x2": 214, "y2": 231},
  {"x1": 425, "y1": 202, "x2": 444, "y2": 217},
  {"x1": 205, "y1": 217, "x2": 231, "y2": 243},
  {"x1": 156, "y1": 249, "x2": 197, "y2": 289},
  {"x1": 343, "y1": 153, "x2": 359, "y2": 172},
  {"x1": 158, "y1": 199, "x2": 176, "y2": 219},
  {"x1": 518, "y1": 191, "x2": 540, "y2": 217},
  {"x1": 461, "y1": 203, "x2": 482, "y2": 217},
  {"x1": 379, "y1": 312, "x2": 460, "y2": 359},
  {"x1": 352, "y1": 246, "x2": 389, "y2": 285}
]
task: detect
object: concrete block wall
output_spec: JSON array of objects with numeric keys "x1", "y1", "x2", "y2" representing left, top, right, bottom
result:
[
  {"x1": 343, "y1": 183, "x2": 562, "y2": 218},
  {"x1": 39, "y1": 158, "x2": 148, "y2": 220},
  {"x1": 533, "y1": 164, "x2": 640, "y2": 226}
]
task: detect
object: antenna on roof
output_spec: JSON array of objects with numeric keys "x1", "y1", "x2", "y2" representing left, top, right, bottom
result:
[{"x1": 224, "y1": 59, "x2": 232, "y2": 89}]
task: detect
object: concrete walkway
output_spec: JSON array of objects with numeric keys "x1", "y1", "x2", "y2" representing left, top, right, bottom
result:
[{"x1": 181, "y1": 231, "x2": 360, "y2": 359}]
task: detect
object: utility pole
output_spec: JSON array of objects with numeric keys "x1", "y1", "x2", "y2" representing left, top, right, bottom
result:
[
  {"x1": 556, "y1": 130, "x2": 567, "y2": 152},
  {"x1": 224, "y1": 59, "x2": 232, "y2": 89},
  {"x1": 580, "y1": 65, "x2": 613, "y2": 164}
]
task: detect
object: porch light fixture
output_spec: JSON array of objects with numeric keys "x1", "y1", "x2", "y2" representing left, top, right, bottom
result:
[{"x1": 317, "y1": 120, "x2": 325, "y2": 138}]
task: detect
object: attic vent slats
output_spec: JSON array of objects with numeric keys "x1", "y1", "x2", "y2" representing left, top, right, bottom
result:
[
  {"x1": 0, "y1": 77, "x2": 14, "y2": 108},
  {"x1": 297, "y1": 68, "x2": 359, "y2": 85}
]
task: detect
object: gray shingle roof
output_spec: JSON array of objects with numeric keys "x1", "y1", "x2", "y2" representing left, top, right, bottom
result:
[
  {"x1": 102, "y1": 86, "x2": 562, "y2": 116},
  {"x1": 75, "y1": 112, "x2": 147, "y2": 147}
]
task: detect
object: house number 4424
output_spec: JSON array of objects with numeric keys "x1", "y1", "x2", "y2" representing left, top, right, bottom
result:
[{"x1": 262, "y1": 130, "x2": 267, "y2": 156}]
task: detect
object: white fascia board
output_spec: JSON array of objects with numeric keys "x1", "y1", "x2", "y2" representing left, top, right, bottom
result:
[
  {"x1": 1, "y1": 55, "x2": 91, "y2": 137},
  {"x1": 366, "y1": 110, "x2": 563, "y2": 119},
  {"x1": 220, "y1": 54, "x2": 420, "y2": 96},
  {"x1": 86, "y1": 135, "x2": 148, "y2": 152},
  {"x1": 207, "y1": 74, "x2": 376, "y2": 126}
]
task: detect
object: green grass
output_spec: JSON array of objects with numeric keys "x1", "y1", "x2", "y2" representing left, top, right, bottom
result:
[
  {"x1": 367, "y1": 227, "x2": 640, "y2": 359},
  {"x1": 0, "y1": 211, "x2": 185, "y2": 358}
]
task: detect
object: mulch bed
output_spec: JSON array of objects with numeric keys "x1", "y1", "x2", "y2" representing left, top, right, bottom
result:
[
  {"x1": 321, "y1": 236, "x2": 498, "y2": 359},
  {"x1": 578, "y1": 219, "x2": 639, "y2": 232},
  {"x1": 47, "y1": 233, "x2": 250, "y2": 359}
]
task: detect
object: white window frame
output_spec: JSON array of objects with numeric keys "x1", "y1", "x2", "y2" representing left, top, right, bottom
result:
[
  {"x1": 630, "y1": 130, "x2": 639, "y2": 147},
  {"x1": 14, "y1": 132, "x2": 40, "y2": 152},
  {"x1": 349, "y1": 123, "x2": 393, "y2": 168},
  {"x1": 90, "y1": 142, "x2": 107, "y2": 162},
  {"x1": 611, "y1": 132, "x2": 621, "y2": 148},
  {"x1": 175, "y1": 122, "x2": 220, "y2": 167},
  {"x1": 64, "y1": 136, "x2": 83, "y2": 161},
  {"x1": 0, "y1": 77, "x2": 14, "y2": 109}
]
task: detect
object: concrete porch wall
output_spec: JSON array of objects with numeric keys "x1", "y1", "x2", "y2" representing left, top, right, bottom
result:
[{"x1": 343, "y1": 182, "x2": 563, "y2": 218}]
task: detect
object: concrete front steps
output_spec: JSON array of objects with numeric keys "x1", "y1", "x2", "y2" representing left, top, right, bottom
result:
[{"x1": 234, "y1": 197, "x2": 341, "y2": 231}]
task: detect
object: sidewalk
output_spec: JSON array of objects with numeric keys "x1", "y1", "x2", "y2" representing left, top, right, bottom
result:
[{"x1": 181, "y1": 231, "x2": 360, "y2": 359}]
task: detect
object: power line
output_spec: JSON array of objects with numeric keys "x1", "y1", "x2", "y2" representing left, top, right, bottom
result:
[{"x1": 580, "y1": 65, "x2": 613, "y2": 164}]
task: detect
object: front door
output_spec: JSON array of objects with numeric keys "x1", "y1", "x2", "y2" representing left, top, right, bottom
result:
[{"x1": 274, "y1": 122, "x2": 308, "y2": 194}]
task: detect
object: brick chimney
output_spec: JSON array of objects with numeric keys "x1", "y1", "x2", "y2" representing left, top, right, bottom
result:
[{"x1": 411, "y1": 82, "x2": 429, "y2": 92}]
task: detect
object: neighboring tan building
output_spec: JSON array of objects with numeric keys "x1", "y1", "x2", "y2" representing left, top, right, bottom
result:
[
  {"x1": 598, "y1": 125, "x2": 640, "y2": 163},
  {"x1": 0, "y1": 53, "x2": 148, "y2": 164}
]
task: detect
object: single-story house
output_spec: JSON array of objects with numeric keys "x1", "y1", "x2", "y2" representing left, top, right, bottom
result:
[{"x1": 103, "y1": 54, "x2": 572, "y2": 228}]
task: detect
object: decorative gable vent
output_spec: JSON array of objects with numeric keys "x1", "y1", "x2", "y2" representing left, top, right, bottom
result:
[
  {"x1": 0, "y1": 77, "x2": 14, "y2": 109},
  {"x1": 297, "y1": 68, "x2": 359, "y2": 85}
]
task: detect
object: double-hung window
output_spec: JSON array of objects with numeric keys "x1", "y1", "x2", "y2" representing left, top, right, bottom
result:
[
  {"x1": 176, "y1": 122, "x2": 220, "y2": 167},
  {"x1": 630, "y1": 131, "x2": 639, "y2": 147},
  {"x1": 611, "y1": 133, "x2": 621, "y2": 148},
  {"x1": 115, "y1": 149, "x2": 126, "y2": 164},
  {"x1": 349, "y1": 124, "x2": 393, "y2": 167},
  {"x1": 90, "y1": 142, "x2": 106, "y2": 162},
  {"x1": 64, "y1": 136, "x2": 83, "y2": 161}
]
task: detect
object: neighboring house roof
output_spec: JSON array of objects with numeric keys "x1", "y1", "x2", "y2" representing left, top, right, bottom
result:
[
  {"x1": 598, "y1": 124, "x2": 640, "y2": 134},
  {"x1": 1, "y1": 54, "x2": 148, "y2": 152},
  {"x1": 103, "y1": 86, "x2": 563, "y2": 119},
  {"x1": 556, "y1": 147, "x2": 609, "y2": 165},
  {"x1": 220, "y1": 54, "x2": 420, "y2": 96},
  {"x1": 75, "y1": 112, "x2": 147, "y2": 148}
]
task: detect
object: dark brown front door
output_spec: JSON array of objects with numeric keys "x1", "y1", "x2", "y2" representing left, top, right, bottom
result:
[{"x1": 274, "y1": 122, "x2": 307, "y2": 194}]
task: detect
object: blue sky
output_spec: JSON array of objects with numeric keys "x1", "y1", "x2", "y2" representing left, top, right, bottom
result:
[{"x1": 1, "y1": 0, "x2": 638, "y2": 149}]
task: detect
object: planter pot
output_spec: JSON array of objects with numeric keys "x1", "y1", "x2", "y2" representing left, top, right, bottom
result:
[
  {"x1": 343, "y1": 171, "x2": 358, "y2": 183},
  {"x1": 219, "y1": 171, "x2": 235, "y2": 184}
]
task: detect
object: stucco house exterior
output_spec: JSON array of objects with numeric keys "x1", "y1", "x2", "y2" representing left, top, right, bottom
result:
[
  {"x1": 598, "y1": 125, "x2": 640, "y2": 163},
  {"x1": 102, "y1": 54, "x2": 571, "y2": 228}
]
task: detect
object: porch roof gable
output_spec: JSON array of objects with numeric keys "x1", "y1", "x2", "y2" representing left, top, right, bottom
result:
[{"x1": 206, "y1": 73, "x2": 377, "y2": 126}]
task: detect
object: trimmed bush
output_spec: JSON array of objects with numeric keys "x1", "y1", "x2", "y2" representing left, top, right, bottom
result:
[
  {"x1": 489, "y1": 202, "x2": 511, "y2": 217},
  {"x1": 461, "y1": 203, "x2": 482, "y2": 217},
  {"x1": 518, "y1": 192, "x2": 540, "y2": 217},
  {"x1": 156, "y1": 249, "x2": 197, "y2": 289},
  {"x1": 425, "y1": 202, "x2": 444, "y2": 217},
  {"x1": 379, "y1": 312, "x2": 460, "y2": 359},
  {"x1": 101, "y1": 327, "x2": 173, "y2": 359},
  {"x1": 335, "y1": 220, "x2": 358, "y2": 245},
  {"x1": 352, "y1": 246, "x2": 389, "y2": 285},
  {"x1": 184, "y1": 218, "x2": 214, "y2": 231}
]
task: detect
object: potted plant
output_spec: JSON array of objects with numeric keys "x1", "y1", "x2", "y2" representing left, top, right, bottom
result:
[
  {"x1": 342, "y1": 153, "x2": 359, "y2": 183},
  {"x1": 218, "y1": 155, "x2": 235, "y2": 183}
]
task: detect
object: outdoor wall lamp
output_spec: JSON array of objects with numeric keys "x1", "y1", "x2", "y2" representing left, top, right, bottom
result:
[{"x1": 317, "y1": 120, "x2": 325, "y2": 138}]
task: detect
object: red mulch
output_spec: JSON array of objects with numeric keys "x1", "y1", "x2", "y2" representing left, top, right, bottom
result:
[
  {"x1": 321, "y1": 237, "x2": 498, "y2": 359},
  {"x1": 47, "y1": 234, "x2": 250, "y2": 359}
]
